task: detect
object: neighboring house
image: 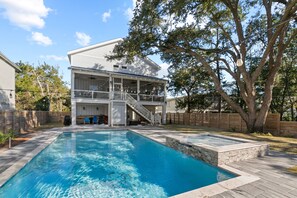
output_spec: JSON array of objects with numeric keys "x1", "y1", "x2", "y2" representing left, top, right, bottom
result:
[
  {"x1": 156, "y1": 97, "x2": 186, "y2": 113},
  {"x1": 157, "y1": 95, "x2": 231, "y2": 114},
  {"x1": 68, "y1": 38, "x2": 167, "y2": 126},
  {"x1": 0, "y1": 52, "x2": 20, "y2": 110}
]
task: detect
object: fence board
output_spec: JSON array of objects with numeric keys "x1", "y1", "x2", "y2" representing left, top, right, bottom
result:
[
  {"x1": 166, "y1": 112, "x2": 296, "y2": 137},
  {"x1": 0, "y1": 110, "x2": 70, "y2": 134}
]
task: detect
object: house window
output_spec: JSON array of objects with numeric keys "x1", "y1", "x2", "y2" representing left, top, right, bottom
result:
[
  {"x1": 113, "y1": 65, "x2": 119, "y2": 69},
  {"x1": 122, "y1": 66, "x2": 127, "y2": 69}
]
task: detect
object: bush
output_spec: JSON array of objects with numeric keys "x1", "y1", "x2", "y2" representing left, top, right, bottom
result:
[{"x1": 0, "y1": 130, "x2": 15, "y2": 145}]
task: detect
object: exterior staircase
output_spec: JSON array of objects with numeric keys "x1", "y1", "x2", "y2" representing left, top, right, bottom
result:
[{"x1": 125, "y1": 93, "x2": 161, "y2": 125}]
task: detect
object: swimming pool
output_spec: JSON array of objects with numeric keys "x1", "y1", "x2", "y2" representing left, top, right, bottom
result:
[{"x1": 0, "y1": 130, "x2": 235, "y2": 197}]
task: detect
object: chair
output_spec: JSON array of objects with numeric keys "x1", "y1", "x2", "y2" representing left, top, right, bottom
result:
[
  {"x1": 93, "y1": 116, "x2": 98, "y2": 124},
  {"x1": 84, "y1": 117, "x2": 90, "y2": 124}
]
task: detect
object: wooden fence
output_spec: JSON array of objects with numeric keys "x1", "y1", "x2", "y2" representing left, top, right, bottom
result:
[
  {"x1": 0, "y1": 111, "x2": 70, "y2": 134},
  {"x1": 166, "y1": 112, "x2": 297, "y2": 137}
]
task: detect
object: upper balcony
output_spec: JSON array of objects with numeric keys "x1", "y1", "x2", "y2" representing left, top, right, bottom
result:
[{"x1": 73, "y1": 73, "x2": 166, "y2": 103}]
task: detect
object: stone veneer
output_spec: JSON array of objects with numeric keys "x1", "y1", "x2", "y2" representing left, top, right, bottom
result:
[{"x1": 166, "y1": 135, "x2": 269, "y2": 166}]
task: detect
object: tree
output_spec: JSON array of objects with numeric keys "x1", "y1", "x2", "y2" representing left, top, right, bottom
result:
[
  {"x1": 108, "y1": 0, "x2": 297, "y2": 132},
  {"x1": 168, "y1": 61, "x2": 214, "y2": 113},
  {"x1": 270, "y1": 38, "x2": 297, "y2": 120},
  {"x1": 15, "y1": 62, "x2": 70, "y2": 111}
]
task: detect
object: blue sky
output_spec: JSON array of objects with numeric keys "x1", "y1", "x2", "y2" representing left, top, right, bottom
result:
[{"x1": 0, "y1": 0, "x2": 168, "y2": 85}]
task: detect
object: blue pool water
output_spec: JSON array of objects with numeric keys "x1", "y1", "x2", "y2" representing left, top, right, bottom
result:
[{"x1": 0, "y1": 131, "x2": 235, "y2": 197}]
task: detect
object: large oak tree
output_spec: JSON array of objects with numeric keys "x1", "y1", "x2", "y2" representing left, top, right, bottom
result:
[{"x1": 108, "y1": 0, "x2": 296, "y2": 132}]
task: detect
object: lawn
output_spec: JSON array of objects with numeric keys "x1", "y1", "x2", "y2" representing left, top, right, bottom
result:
[{"x1": 161, "y1": 125, "x2": 297, "y2": 155}]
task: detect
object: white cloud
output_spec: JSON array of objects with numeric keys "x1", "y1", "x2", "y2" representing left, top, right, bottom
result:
[
  {"x1": 31, "y1": 32, "x2": 52, "y2": 46},
  {"x1": 40, "y1": 55, "x2": 68, "y2": 61},
  {"x1": 0, "y1": 0, "x2": 51, "y2": 30},
  {"x1": 102, "y1": 9, "x2": 111, "y2": 22},
  {"x1": 75, "y1": 32, "x2": 91, "y2": 46},
  {"x1": 158, "y1": 63, "x2": 169, "y2": 78},
  {"x1": 124, "y1": 8, "x2": 134, "y2": 20},
  {"x1": 124, "y1": 0, "x2": 137, "y2": 20}
]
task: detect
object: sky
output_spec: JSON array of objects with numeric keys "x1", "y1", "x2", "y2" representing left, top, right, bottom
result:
[{"x1": 0, "y1": 0, "x2": 169, "y2": 85}]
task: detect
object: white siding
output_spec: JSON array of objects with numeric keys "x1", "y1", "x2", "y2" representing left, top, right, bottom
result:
[
  {"x1": 70, "y1": 42, "x2": 159, "y2": 76},
  {"x1": 76, "y1": 103, "x2": 108, "y2": 116},
  {"x1": 0, "y1": 59, "x2": 16, "y2": 110}
]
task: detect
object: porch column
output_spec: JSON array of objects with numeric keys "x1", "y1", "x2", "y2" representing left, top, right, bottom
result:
[
  {"x1": 71, "y1": 100, "x2": 76, "y2": 125},
  {"x1": 162, "y1": 104, "x2": 167, "y2": 124},
  {"x1": 71, "y1": 71, "x2": 76, "y2": 125},
  {"x1": 109, "y1": 74, "x2": 112, "y2": 100},
  {"x1": 108, "y1": 102, "x2": 111, "y2": 126},
  {"x1": 137, "y1": 79, "x2": 140, "y2": 101},
  {"x1": 162, "y1": 82, "x2": 167, "y2": 124}
]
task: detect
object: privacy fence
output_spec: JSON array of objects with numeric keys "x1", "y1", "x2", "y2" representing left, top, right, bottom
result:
[
  {"x1": 166, "y1": 113, "x2": 297, "y2": 137},
  {"x1": 0, "y1": 111, "x2": 70, "y2": 134}
]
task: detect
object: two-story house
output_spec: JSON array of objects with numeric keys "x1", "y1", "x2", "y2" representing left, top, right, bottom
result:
[
  {"x1": 0, "y1": 52, "x2": 20, "y2": 110},
  {"x1": 68, "y1": 38, "x2": 167, "y2": 126}
]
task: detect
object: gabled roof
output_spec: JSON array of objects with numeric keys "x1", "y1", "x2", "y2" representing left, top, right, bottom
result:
[
  {"x1": 0, "y1": 51, "x2": 21, "y2": 72},
  {"x1": 67, "y1": 38, "x2": 161, "y2": 70}
]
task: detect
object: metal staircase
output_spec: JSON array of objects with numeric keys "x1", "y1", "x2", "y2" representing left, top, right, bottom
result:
[{"x1": 125, "y1": 93, "x2": 161, "y2": 125}]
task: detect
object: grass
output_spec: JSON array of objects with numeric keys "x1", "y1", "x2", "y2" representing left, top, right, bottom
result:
[
  {"x1": 161, "y1": 125, "x2": 297, "y2": 155},
  {"x1": 287, "y1": 166, "x2": 297, "y2": 174}
]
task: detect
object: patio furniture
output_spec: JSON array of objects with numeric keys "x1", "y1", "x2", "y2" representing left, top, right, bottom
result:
[
  {"x1": 84, "y1": 117, "x2": 90, "y2": 124},
  {"x1": 93, "y1": 116, "x2": 98, "y2": 124}
]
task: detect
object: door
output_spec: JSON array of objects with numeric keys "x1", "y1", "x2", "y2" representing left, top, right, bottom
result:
[
  {"x1": 113, "y1": 78, "x2": 123, "y2": 100},
  {"x1": 112, "y1": 102, "x2": 126, "y2": 126}
]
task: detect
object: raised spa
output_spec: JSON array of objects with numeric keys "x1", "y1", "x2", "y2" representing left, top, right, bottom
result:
[{"x1": 166, "y1": 134, "x2": 269, "y2": 166}]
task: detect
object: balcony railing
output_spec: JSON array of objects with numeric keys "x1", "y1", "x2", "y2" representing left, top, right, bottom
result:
[
  {"x1": 73, "y1": 89, "x2": 165, "y2": 102},
  {"x1": 74, "y1": 90, "x2": 109, "y2": 100}
]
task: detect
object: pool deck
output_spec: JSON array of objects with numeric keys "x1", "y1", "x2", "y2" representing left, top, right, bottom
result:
[{"x1": 0, "y1": 125, "x2": 296, "y2": 197}]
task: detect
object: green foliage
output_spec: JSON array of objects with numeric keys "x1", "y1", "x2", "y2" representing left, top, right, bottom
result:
[
  {"x1": 15, "y1": 62, "x2": 70, "y2": 111},
  {"x1": 168, "y1": 63, "x2": 214, "y2": 112},
  {"x1": 0, "y1": 130, "x2": 14, "y2": 144},
  {"x1": 108, "y1": 0, "x2": 296, "y2": 132}
]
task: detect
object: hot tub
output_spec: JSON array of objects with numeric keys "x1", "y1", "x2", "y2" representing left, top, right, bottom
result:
[{"x1": 166, "y1": 133, "x2": 269, "y2": 166}]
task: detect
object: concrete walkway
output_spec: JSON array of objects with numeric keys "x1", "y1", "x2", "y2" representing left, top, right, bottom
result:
[{"x1": 0, "y1": 126, "x2": 296, "y2": 197}]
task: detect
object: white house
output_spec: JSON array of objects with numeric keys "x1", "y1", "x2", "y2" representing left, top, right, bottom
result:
[
  {"x1": 0, "y1": 52, "x2": 20, "y2": 110},
  {"x1": 68, "y1": 38, "x2": 167, "y2": 126}
]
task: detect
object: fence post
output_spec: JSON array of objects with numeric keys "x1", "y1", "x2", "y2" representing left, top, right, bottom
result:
[
  {"x1": 218, "y1": 113, "x2": 220, "y2": 128},
  {"x1": 4, "y1": 111, "x2": 7, "y2": 133},
  {"x1": 12, "y1": 110, "x2": 15, "y2": 132},
  {"x1": 228, "y1": 114, "x2": 230, "y2": 131},
  {"x1": 276, "y1": 114, "x2": 281, "y2": 135}
]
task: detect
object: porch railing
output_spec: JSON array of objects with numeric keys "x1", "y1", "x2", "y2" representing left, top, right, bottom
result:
[
  {"x1": 73, "y1": 90, "x2": 109, "y2": 100},
  {"x1": 73, "y1": 89, "x2": 165, "y2": 102}
]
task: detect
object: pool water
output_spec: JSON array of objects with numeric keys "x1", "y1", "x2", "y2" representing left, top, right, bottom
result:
[
  {"x1": 0, "y1": 131, "x2": 235, "y2": 197},
  {"x1": 187, "y1": 135, "x2": 244, "y2": 147}
]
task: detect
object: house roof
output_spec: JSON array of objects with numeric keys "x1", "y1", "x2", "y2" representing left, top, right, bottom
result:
[
  {"x1": 67, "y1": 38, "x2": 161, "y2": 70},
  {"x1": 0, "y1": 51, "x2": 21, "y2": 72},
  {"x1": 70, "y1": 66, "x2": 167, "y2": 82}
]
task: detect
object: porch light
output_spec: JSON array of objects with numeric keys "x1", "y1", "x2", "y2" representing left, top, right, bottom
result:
[
  {"x1": 9, "y1": 90, "x2": 13, "y2": 98},
  {"x1": 236, "y1": 58, "x2": 243, "y2": 67},
  {"x1": 236, "y1": 54, "x2": 243, "y2": 67}
]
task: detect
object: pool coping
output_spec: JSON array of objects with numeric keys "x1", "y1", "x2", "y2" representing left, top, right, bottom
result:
[
  {"x1": 0, "y1": 130, "x2": 63, "y2": 187},
  {"x1": 0, "y1": 127, "x2": 260, "y2": 198}
]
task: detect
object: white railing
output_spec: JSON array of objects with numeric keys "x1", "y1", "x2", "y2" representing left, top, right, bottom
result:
[
  {"x1": 74, "y1": 90, "x2": 109, "y2": 99},
  {"x1": 139, "y1": 94, "x2": 165, "y2": 102},
  {"x1": 125, "y1": 93, "x2": 153, "y2": 123},
  {"x1": 74, "y1": 89, "x2": 164, "y2": 103},
  {"x1": 154, "y1": 114, "x2": 162, "y2": 125}
]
